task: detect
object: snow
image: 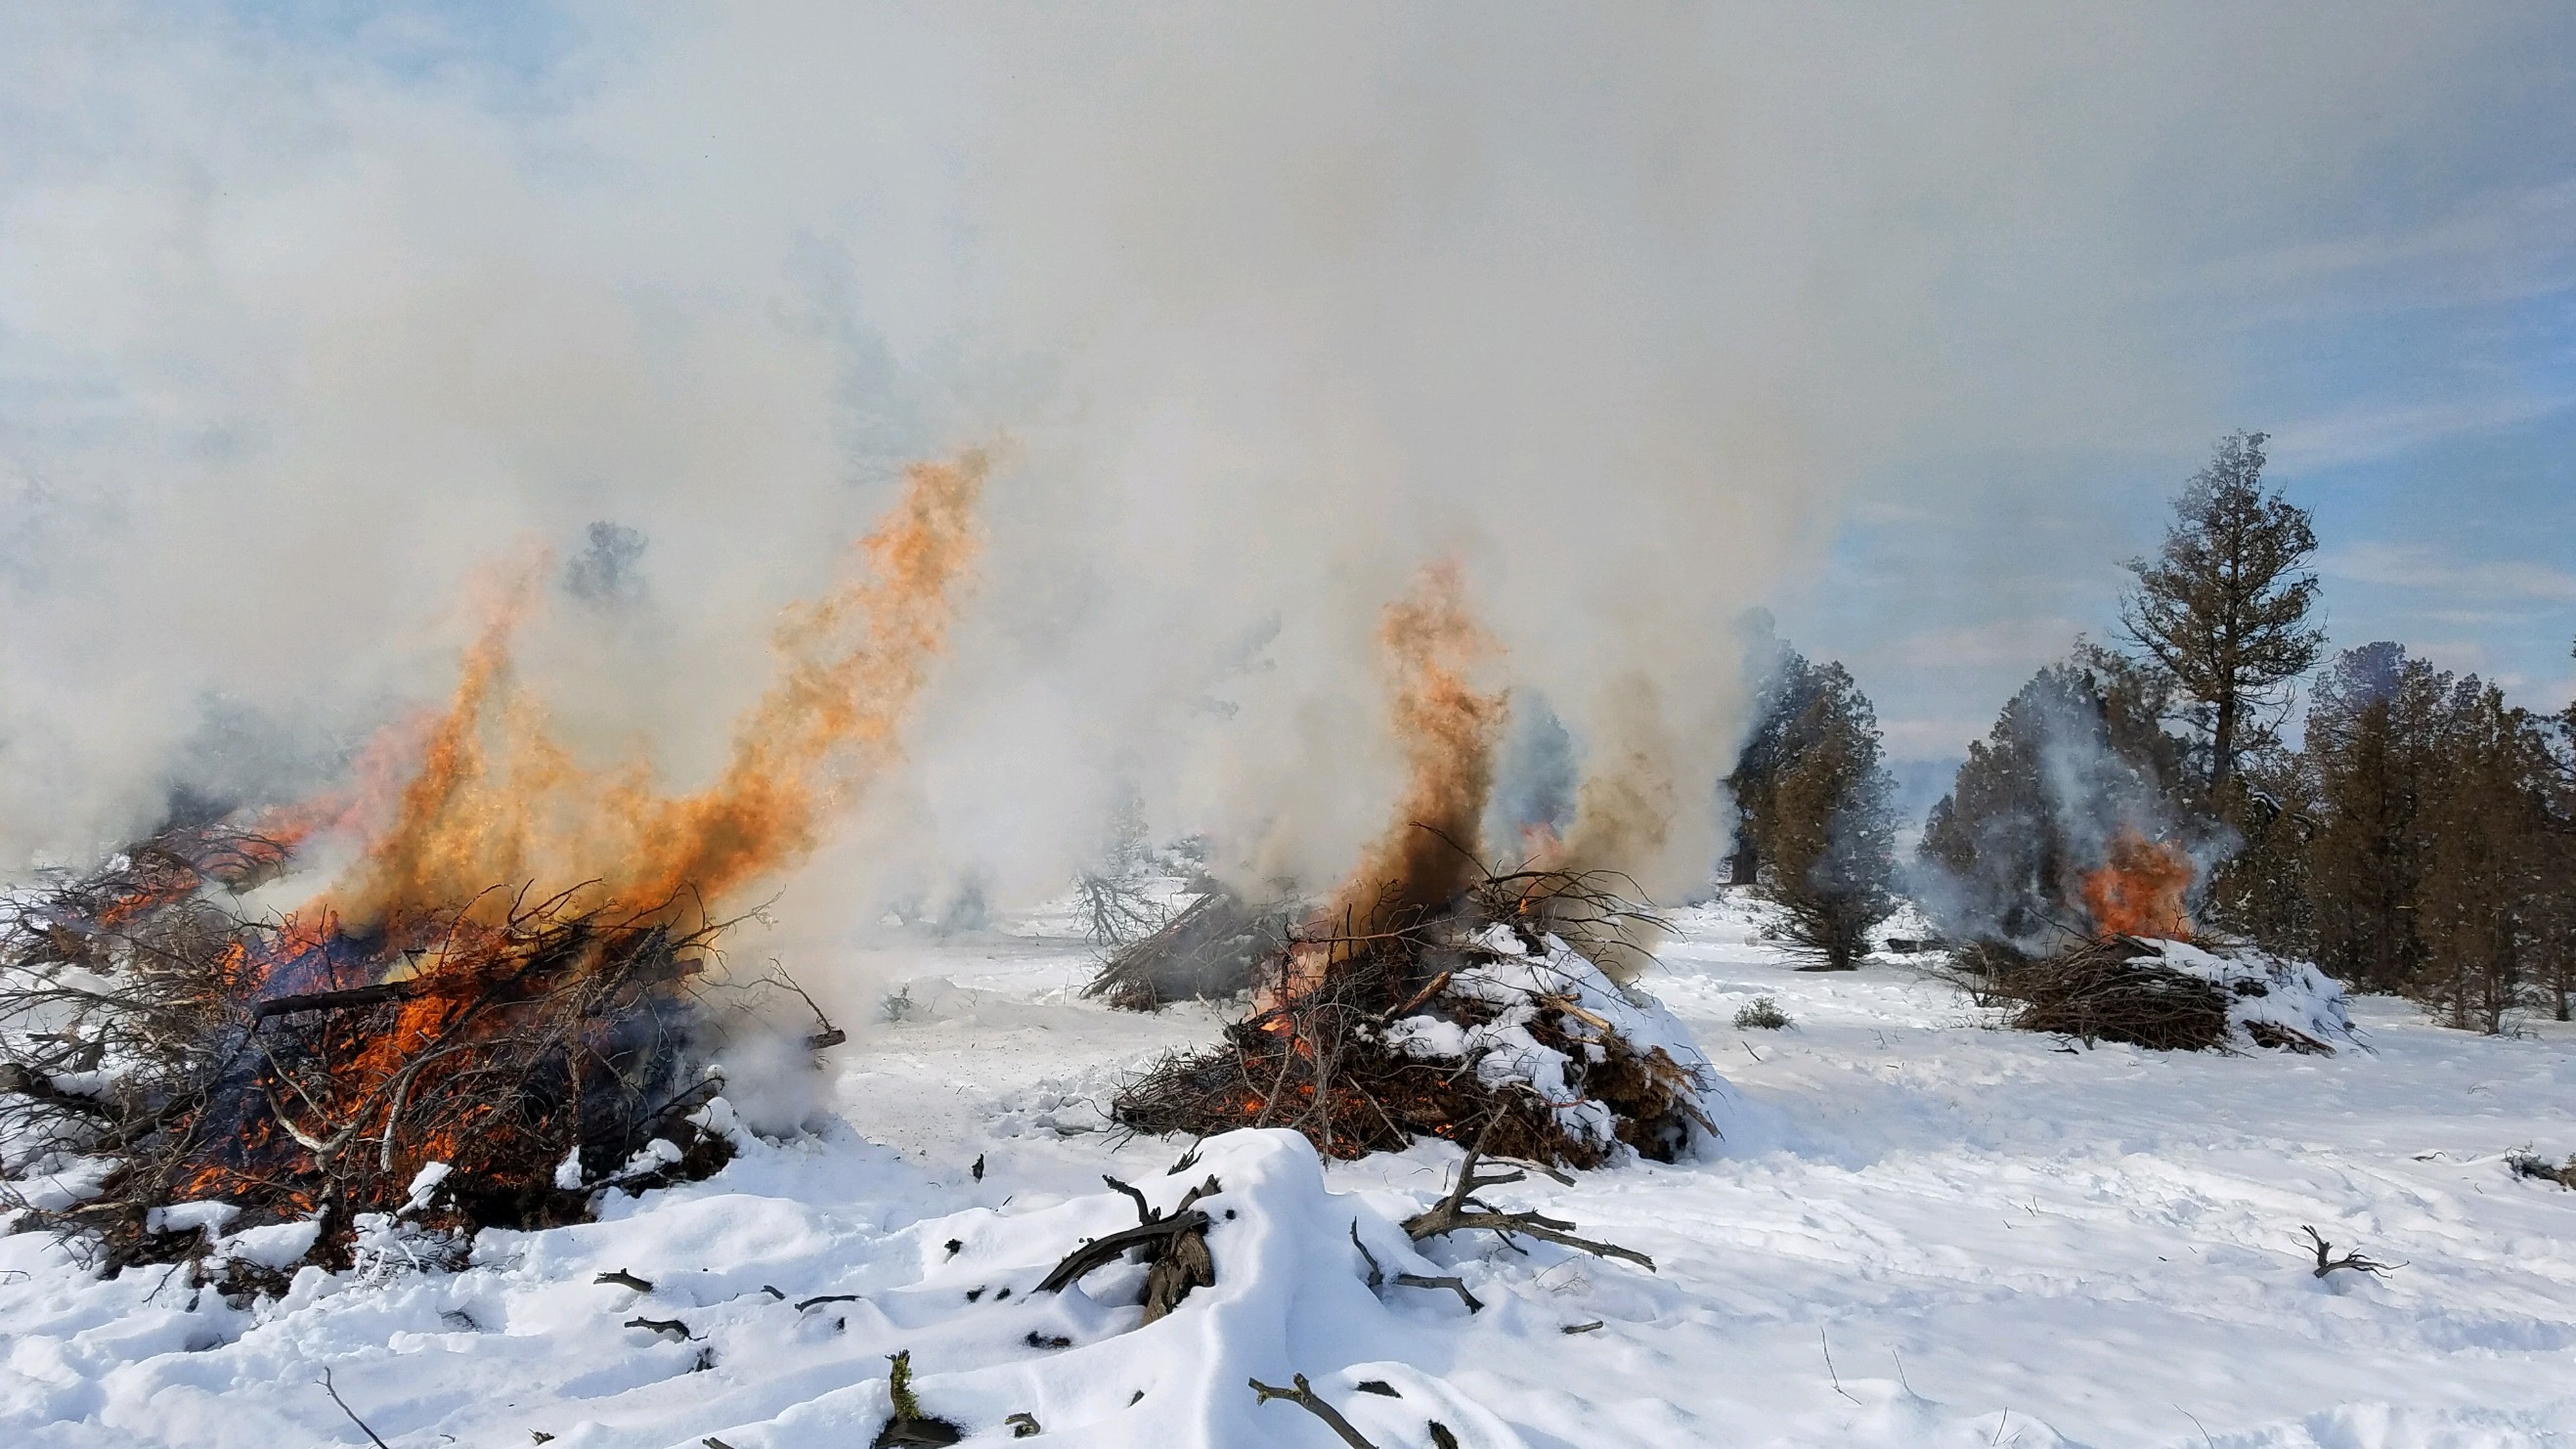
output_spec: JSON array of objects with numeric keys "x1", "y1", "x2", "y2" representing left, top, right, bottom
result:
[
  {"x1": 2132, "y1": 938, "x2": 2358, "y2": 1052},
  {"x1": 8, "y1": 890, "x2": 2576, "y2": 1446}
]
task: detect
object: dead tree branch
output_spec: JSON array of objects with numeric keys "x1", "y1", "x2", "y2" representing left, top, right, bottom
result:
[
  {"x1": 1402, "y1": 1120, "x2": 1652, "y2": 1270},
  {"x1": 1248, "y1": 1374, "x2": 1381, "y2": 1449},
  {"x1": 1392, "y1": 1273, "x2": 1483, "y2": 1312},
  {"x1": 1037, "y1": 1175, "x2": 1223, "y2": 1321},
  {"x1": 2300, "y1": 1225, "x2": 2399, "y2": 1278}
]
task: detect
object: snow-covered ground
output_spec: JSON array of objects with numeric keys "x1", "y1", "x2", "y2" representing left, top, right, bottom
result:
[{"x1": 10, "y1": 893, "x2": 2576, "y2": 1447}]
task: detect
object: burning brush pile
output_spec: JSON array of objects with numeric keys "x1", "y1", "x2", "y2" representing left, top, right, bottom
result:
[
  {"x1": 1111, "y1": 566, "x2": 1722, "y2": 1167},
  {"x1": 1959, "y1": 830, "x2": 2353, "y2": 1055},
  {"x1": 0, "y1": 822, "x2": 775, "y2": 1279},
  {"x1": 1113, "y1": 865, "x2": 1719, "y2": 1166},
  {"x1": 0, "y1": 452, "x2": 987, "y2": 1286}
]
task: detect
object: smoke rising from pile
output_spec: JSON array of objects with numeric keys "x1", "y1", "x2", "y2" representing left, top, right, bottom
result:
[{"x1": 0, "y1": 7, "x2": 2555, "y2": 947}]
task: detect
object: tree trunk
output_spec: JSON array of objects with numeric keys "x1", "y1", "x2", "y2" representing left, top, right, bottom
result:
[
  {"x1": 1726, "y1": 846, "x2": 1759, "y2": 887},
  {"x1": 2210, "y1": 690, "x2": 2237, "y2": 787}
]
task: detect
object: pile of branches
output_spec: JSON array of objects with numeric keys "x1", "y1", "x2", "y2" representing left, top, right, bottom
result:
[
  {"x1": 1113, "y1": 868, "x2": 1710, "y2": 1167},
  {"x1": 1961, "y1": 935, "x2": 2232, "y2": 1051},
  {"x1": 1082, "y1": 888, "x2": 1296, "y2": 1011},
  {"x1": 0, "y1": 824, "x2": 816, "y2": 1279}
]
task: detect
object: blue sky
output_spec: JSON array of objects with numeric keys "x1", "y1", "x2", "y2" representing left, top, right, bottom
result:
[{"x1": 1785, "y1": 154, "x2": 2576, "y2": 799}]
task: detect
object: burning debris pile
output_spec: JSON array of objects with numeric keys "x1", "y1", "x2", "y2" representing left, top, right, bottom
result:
[
  {"x1": 0, "y1": 453, "x2": 987, "y2": 1283},
  {"x1": 1112, "y1": 566, "x2": 1720, "y2": 1166},
  {"x1": 1957, "y1": 831, "x2": 2353, "y2": 1055},
  {"x1": 1113, "y1": 865, "x2": 1719, "y2": 1165},
  {"x1": 1985, "y1": 935, "x2": 2353, "y2": 1054},
  {"x1": 0, "y1": 822, "x2": 800, "y2": 1278}
]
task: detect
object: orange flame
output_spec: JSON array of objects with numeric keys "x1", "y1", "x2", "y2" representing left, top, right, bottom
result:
[
  {"x1": 318, "y1": 450, "x2": 989, "y2": 929},
  {"x1": 1266, "y1": 562, "x2": 1506, "y2": 1005},
  {"x1": 2079, "y1": 828, "x2": 2195, "y2": 940},
  {"x1": 1338, "y1": 561, "x2": 1506, "y2": 926}
]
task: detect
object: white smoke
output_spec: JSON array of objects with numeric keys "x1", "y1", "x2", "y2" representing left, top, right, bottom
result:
[{"x1": 0, "y1": 5, "x2": 2554, "y2": 947}]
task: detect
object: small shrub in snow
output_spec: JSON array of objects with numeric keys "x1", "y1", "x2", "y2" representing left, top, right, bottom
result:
[{"x1": 1733, "y1": 996, "x2": 1791, "y2": 1031}]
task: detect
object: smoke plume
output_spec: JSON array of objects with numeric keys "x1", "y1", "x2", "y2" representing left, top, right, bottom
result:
[{"x1": 1, "y1": 5, "x2": 2556, "y2": 959}]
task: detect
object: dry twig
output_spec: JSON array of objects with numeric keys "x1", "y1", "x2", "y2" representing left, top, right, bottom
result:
[
  {"x1": 2300, "y1": 1225, "x2": 2399, "y2": 1278},
  {"x1": 319, "y1": 1367, "x2": 392, "y2": 1449},
  {"x1": 1248, "y1": 1374, "x2": 1380, "y2": 1449},
  {"x1": 1401, "y1": 1118, "x2": 1653, "y2": 1270}
]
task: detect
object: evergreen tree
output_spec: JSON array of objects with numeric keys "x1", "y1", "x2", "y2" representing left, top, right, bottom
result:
[
  {"x1": 1725, "y1": 634, "x2": 1899, "y2": 969},
  {"x1": 2301, "y1": 643, "x2": 2445, "y2": 992},
  {"x1": 2200, "y1": 736, "x2": 2318, "y2": 957},
  {"x1": 2413, "y1": 679, "x2": 2553, "y2": 1032},
  {"x1": 1725, "y1": 632, "x2": 1828, "y2": 886},
  {"x1": 2119, "y1": 432, "x2": 2325, "y2": 786},
  {"x1": 1755, "y1": 663, "x2": 1900, "y2": 969},
  {"x1": 2540, "y1": 641, "x2": 2576, "y2": 1020}
]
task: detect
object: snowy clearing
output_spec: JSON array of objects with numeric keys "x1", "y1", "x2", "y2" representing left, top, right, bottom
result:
[{"x1": 8, "y1": 894, "x2": 2576, "y2": 1448}]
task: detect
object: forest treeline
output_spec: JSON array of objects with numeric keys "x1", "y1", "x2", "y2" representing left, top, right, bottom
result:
[{"x1": 1729, "y1": 432, "x2": 2576, "y2": 1032}]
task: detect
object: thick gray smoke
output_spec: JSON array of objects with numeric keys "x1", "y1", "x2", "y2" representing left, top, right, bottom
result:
[{"x1": 0, "y1": 5, "x2": 2555, "y2": 952}]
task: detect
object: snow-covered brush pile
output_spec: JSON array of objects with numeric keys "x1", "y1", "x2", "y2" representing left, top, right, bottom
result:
[
  {"x1": 1976, "y1": 935, "x2": 2355, "y2": 1055},
  {"x1": 1114, "y1": 870, "x2": 1721, "y2": 1167},
  {"x1": 0, "y1": 824, "x2": 827, "y2": 1290}
]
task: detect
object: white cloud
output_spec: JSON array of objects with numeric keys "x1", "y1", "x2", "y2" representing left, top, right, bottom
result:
[
  {"x1": 2267, "y1": 391, "x2": 2576, "y2": 473},
  {"x1": 2196, "y1": 176, "x2": 2576, "y2": 321},
  {"x1": 2321, "y1": 542, "x2": 2576, "y2": 603},
  {"x1": 1867, "y1": 617, "x2": 2088, "y2": 672}
]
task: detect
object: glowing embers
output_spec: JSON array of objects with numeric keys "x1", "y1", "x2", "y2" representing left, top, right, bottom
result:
[
  {"x1": 0, "y1": 826, "x2": 771, "y2": 1278},
  {"x1": 174, "y1": 890, "x2": 724, "y2": 1224}
]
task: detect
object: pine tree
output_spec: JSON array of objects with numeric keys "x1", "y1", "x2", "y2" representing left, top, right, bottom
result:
[
  {"x1": 2200, "y1": 736, "x2": 2318, "y2": 956},
  {"x1": 1725, "y1": 632, "x2": 1829, "y2": 887},
  {"x1": 2301, "y1": 643, "x2": 2445, "y2": 993},
  {"x1": 2119, "y1": 431, "x2": 2325, "y2": 787},
  {"x1": 2413, "y1": 679, "x2": 2551, "y2": 1032},
  {"x1": 2540, "y1": 641, "x2": 2576, "y2": 1020},
  {"x1": 1748, "y1": 662, "x2": 1899, "y2": 970}
]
